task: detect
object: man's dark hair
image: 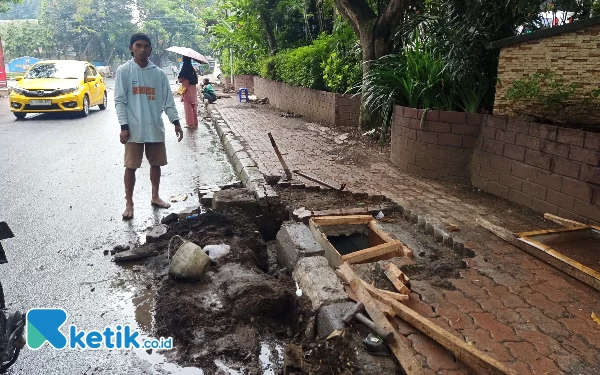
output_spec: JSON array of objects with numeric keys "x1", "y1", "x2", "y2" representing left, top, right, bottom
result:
[
  {"x1": 130, "y1": 33, "x2": 152, "y2": 47},
  {"x1": 130, "y1": 33, "x2": 152, "y2": 57}
]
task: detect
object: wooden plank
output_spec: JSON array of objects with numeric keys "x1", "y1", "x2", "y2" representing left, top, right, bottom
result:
[
  {"x1": 341, "y1": 241, "x2": 402, "y2": 264},
  {"x1": 520, "y1": 237, "x2": 600, "y2": 286},
  {"x1": 311, "y1": 215, "x2": 373, "y2": 226},
  {"x1": 376, "y1": 294, "x2": 517, "y2": 375},
  {"x1": 359, "y1": 279, "x2": 409, "y2": 302},
  {"x1": 402, "y1": 245, "x2": 414, "y2": 258},
  {"x1": 339, "y1": 263, "x2": 424, "y2": 375},
  {"x1": 517, "y1": 226, "x2": 590, "y2": 237},
  {"x1": 368, "y1": 219, "x2": 398, "y2": 243},
  {"x1": 338, "y1": 268, "x2": 409, "y2": 303},
  {"x1": 309, "y1": 220, "x2": 342, "y2": 268},
  {"x1": 384, "y1": 265, "x2": 410, "y2": 295},
  {"x1": 477, "y1": 218, "x2": 600, "y2": 291},
  {"x1": 344, "y1": 285, "x2": 397, "y2": 318},
  {"x1": 386, "y1": 263, "x2": 411, "y2": 286},
  {"x1": 543, "y1": 213, "x2": 586, "y2": 228}
]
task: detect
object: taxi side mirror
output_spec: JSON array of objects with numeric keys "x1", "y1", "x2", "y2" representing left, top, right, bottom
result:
[
  {"x1": 15, "y1": 76, "x2": 23, "y2": 81},
  {"x1": 86, "y1": 76, "x2": 97, "y2": 83}
]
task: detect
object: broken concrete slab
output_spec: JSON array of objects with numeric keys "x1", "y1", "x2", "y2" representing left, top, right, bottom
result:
[
  {"x1": 114, "y1": 245, "x2": 159, "y2": 262},
  {"x1": 292, "y1": 207, "x2": 312, "y2": 224},
  {"x1": 221, "y1": 180, "x2": 243, "y2": 190},
  {"x1": 146, "y1": 224, "x2": 168, "y2": 243},
  {"x1": 292, "y1": 256, "x2": 348, "y2": 310},
  {"x1": 212, "y1": 188, "x2": 258, "y2": 213},
  {"x1": 200, "y1": 192, "x2": 214, "y2": 206},
  {"x1": 276, "y1": 222, "x2": 324, "y2": 270},
  {"x1": 317, "y1": 301, "x2": 356, "y2": 338}
]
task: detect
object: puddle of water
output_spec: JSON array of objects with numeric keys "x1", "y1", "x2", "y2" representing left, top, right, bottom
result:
[
  {"x1": 259, "y1": 341, "x2": 284, "y2": 375},
  {"x1": 214, "y1": 360, "x2": 242, "y2": 375},
  {"x1": 132, "y1": 288, "x2": 156, "y2": 332},
  {"x1": 113, "y1": 283, "x2": 205, "y2": 375}
]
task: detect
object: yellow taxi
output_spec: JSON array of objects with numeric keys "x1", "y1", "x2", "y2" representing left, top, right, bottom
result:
[{"x1": 8, "y1": 60, "x2": 107, "y2": 119}]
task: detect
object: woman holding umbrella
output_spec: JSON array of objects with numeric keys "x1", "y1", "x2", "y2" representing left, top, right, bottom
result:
[{"x1": 178, "y1": 56, "x2": 199, "y2": 128}]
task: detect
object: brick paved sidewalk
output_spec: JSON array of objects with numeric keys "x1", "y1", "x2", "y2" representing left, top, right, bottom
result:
[{"x1": 215, "y1": 97, "x2": 600, "y2": 375}]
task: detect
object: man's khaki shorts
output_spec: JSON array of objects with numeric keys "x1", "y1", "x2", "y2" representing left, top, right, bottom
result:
[{"x1": 124, "y1": 142, "x2": 167, "y2": 169}]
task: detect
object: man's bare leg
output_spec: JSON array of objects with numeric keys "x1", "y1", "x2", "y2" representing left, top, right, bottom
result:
[
  {"x1": 123, "y1": 168, "x2": 136, "y2": 220},
  {"x1": 150, "y1": 166, "x2": 171, "y2": 208}
]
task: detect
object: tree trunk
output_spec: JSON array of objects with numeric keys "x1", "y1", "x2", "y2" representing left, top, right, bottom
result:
[
  {"x1": 261, "y1": 11, "x2": 278, "y2": 55},
  {"x1": 334, "y1": 0, "x2": 408, "y2": 130}
]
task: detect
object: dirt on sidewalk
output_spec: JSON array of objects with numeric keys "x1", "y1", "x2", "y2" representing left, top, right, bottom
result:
[{"x1": 112, "y1": 183, "x2": 482, "y2": 374}]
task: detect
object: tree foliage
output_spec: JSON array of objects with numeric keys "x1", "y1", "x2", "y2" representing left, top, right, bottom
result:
[
  {"x1": 1, "y1": 0, "x2": 214, "y2": 66},
  {"x1": 0, "y1": 0, "x2": 40, "y2": 19}
]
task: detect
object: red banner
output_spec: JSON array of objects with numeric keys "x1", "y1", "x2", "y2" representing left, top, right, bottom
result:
[{"x1": 0, "y1": 37, "x2": 6, "y2": 88}]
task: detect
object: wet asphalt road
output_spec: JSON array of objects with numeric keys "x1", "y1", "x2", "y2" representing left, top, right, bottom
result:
[{"x1": 0, "y1": 78, "x2": 234, "y2": 374}]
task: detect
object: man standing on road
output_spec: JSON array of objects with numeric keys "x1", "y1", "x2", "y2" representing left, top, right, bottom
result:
[{"x1": 114, "y1": 33, "x2": 183, "y2": 220}]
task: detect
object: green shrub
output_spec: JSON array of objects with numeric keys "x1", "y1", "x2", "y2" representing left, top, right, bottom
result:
[
  {"x1": 259, "y1": 56, "x2": 278, "y2": 81},
  {"x1": 321, "y1": 22, "x2": 362, "y2": 93},
  {"x1": 277, "y1": 34, "x2": 330, "y2": 90},
  {"x1": 258, "y1": 31, "x2": 362, "y2": 92}
]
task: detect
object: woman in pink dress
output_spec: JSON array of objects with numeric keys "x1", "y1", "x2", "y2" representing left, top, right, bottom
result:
[{"x1": 178, "y1": 56, "x2": 199, "y2": 128}]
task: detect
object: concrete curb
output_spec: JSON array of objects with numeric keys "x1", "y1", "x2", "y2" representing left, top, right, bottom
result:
[
  {"x1": 210, "y1": 109, "x2": 278, "y2": 208},
  {"x1": 210, "y1": 108, "x2": 475, "y2": 259}
]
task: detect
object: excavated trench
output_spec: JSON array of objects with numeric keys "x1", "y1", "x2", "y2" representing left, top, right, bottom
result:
[{"x1": 115, "y1": 186, "x2": 471, "y2": 374}]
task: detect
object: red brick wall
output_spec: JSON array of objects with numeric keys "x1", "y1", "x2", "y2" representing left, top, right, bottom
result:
[
  {"x1": 471, "y1": 116, "x2": 600, "y2": 224},
  {"x1": 233, "y1": 75, "x2": 255, "y2": 94},
  {"x1": 334, "y1": 94, "x2": 361, "y2": 128},
  {"x1": 390, "y1": 106, "x2": 483, "y2": 184},
  {"x1": 254, "y1": 77, "x2": 344, "y2": 125},
  {"x1": 494, "y1": 24, "x2": 600, "y2": 118}
]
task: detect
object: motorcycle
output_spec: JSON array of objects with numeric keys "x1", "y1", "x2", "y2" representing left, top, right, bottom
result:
[{"x1": 0, "y1": 222, "x2": 25, "y2": 374}]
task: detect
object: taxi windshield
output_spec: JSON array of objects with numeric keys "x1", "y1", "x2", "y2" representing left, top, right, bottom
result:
[{"x1": 25, "y1": 64, "x2": 82, "y2": 80}]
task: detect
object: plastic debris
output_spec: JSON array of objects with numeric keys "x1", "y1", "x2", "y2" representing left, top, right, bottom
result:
[
  {"x1": 204, "y1": 244, "x2": 231, "y2": 261},
  {"x1": 170, "y1": 194, "x2": 188, "y2": 202}
]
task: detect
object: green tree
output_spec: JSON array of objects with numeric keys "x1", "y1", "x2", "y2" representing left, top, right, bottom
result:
[
  {"x1": 0, "y1": 0, "x2": 41, "y2": 19},
  {"x1": 0, "y1": 0, "x2": 22, "y2": 14},
  {"x1": 138, "y1": 0, "x2": 208, "y2": 67},
  {"x1": 0, "y1": 20, "x2": 51, "y2": 60}
]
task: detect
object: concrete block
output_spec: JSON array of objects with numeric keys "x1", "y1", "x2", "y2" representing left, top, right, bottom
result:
[
  {"x1": 292, "y1": 256, "x2": 348, "y2": 310},
  {"x1": 276, "y1": 222, "x2": 324, "y2": 270},
  {"x1": 292, "y1": 207, "x2": 312, "y2": 224},
  {"x1": 200, "y1": 192, "x2": 214, "y2": 206},
  {"x1": 146, "y1": 224, "x2": 168, "y2": 243},
  {"x1": 317, "y1": 301, "x2": 355, "y2": 337},
  {"x1": 212, "y1": 188, "x2": 258, "y2": 213}
]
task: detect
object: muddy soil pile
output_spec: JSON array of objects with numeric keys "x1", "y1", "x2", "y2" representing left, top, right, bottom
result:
[
  {"x1": 123, "y1": 185, "x2": 475, "y2": 374},
  {"x1": 129, "y1": 205, "x2": 371, "y2": 374}
]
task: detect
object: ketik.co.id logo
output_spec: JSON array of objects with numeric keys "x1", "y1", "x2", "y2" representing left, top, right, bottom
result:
[{"x1": 26, "y1": 308, "x2": 173, "y2": 350}]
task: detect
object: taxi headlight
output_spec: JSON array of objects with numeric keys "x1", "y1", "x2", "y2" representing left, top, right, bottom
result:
[{"x1": 58, "y1": 87, "x2": 79, "y2": 95}]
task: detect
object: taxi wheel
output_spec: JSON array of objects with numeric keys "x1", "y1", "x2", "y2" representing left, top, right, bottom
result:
[
  {"x1": 80, "y1": 95, "x2": 90, "y2": 117},
  {"x1": 13, "y1": 112, "x2": 26, "y2": 120},
  {"x1": 99, "y1": 92, "x2": 107, "y2": 110}
]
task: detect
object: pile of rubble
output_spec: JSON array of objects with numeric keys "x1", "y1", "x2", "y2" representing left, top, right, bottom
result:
[{"x1": 279, "y1": 111, "x2": 303, "y2": 118}]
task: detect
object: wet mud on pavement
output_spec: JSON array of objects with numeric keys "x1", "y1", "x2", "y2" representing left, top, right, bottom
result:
[{"x1": 0, "y1": 85, "x2": 234, "y2": 374}]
